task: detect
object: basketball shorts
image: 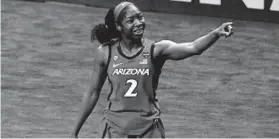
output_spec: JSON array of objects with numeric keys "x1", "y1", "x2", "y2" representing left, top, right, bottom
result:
[{"x1": 98, "y1": 118, "x2": 165, "y2": 138}]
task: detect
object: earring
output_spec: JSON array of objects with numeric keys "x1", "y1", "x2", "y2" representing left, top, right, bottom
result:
[{"x1": 117, "y1": 26, "x2": 121, "y2": 31}]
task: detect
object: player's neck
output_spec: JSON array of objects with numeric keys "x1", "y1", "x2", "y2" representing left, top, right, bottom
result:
[{"x1": 120, "y1": 38, "x2": 143, "y2": 52}]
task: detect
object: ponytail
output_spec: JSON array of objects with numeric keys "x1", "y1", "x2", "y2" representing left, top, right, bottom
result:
[
  {"x1": 91, "y1": 24, "x2": 108, "y2": 44},
  {"x1": 91, "y1": 8, "x2": 120, "y2": 44}
]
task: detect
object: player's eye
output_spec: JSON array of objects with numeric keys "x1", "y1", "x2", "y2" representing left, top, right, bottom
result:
[
  {"x1": 125, "y1": 18, "x2": 134, "y2": 23},
  {"x1": 126, "y1": 20, "x2": 133, "y2": 23},
  {"x1": 137, "y1": 14, "x2": 144, "y2": 20},
  {"x1": 138, "y1": 16, "x2": 143, "y2": 20}
]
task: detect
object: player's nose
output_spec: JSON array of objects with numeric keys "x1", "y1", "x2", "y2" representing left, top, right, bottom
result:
[{"x1": 134, "y1": 18, "x2": 142, "y2": 27}]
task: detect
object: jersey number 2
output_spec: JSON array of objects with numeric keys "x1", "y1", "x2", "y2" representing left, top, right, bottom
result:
[{"x1": 124, "y1": 79, "x2": 138, "y2": 97}]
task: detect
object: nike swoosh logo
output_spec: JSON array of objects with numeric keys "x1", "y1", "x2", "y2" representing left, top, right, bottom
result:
[{"x1": 112, "y1": 63, "x2": 123, "y2": 68}]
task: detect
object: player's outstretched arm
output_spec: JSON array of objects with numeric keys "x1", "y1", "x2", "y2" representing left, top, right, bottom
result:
[
  {"x1": 154, "y1": 22, "x2": 234, "y2": 60},
  {"x1": 70, "y1": 46, "x2": 109, "y2": 138}
]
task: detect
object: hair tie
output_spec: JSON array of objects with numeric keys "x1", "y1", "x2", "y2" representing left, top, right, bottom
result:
[{"x1": 114, "y1": 2, "x2": 134, "y2": 22}]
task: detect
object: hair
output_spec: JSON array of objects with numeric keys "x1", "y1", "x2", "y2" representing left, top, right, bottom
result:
[
  {"x1": 116, "y1": 6, "x2": 130, "y2": 25},
  {"x1": 91, "y1": 3, "x2": 137, "y2": 44},
  {"x1": 91, "y1": 8, "x2": 120, "y2": 44}
]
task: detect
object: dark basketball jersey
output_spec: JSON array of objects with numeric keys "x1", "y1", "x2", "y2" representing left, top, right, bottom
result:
[{"x1": 103, "y1": 39, "x2": 162, "y2": 135}]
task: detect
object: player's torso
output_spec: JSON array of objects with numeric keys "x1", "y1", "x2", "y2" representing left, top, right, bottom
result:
[{"x1": 106, "y1": 39, "x2": 155, "y2": 113}]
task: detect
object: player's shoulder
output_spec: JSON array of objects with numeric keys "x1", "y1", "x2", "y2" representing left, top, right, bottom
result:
[
  {"x1": 96, "y1": 38, "x2": 118, "y2": 53},
  {"x1": 95, "y1": 45, "x2": 108, "y2": 61},
  {"x1": 152, "y1": 40, "x2": 175, "y2": 58},
  {"x1": 154, "y1": 40, "x2": 175, "y2": 47},
  {"x1": 95, "y1": 39, "x2": 119, "y2": 65},
  {"x1": 153, "y1": 40, "x2": 176, "y2": 51}
]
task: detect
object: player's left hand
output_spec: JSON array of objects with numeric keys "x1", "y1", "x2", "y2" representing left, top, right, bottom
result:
[{"x1": 216, "y1": 22, "x2": 234, "y2": 38}]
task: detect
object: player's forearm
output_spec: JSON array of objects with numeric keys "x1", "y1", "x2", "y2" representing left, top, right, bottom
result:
[
  {"x1": 72, "y1": 91, "x2": 100, "y2": 136},
  {"x1": 193, "y1": 29, "x2": 220, "y2": 55}
]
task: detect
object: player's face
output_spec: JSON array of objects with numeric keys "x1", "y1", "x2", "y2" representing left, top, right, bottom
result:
[{"x1": 120, "y1": 5, "x2": 145, "y2": 40}]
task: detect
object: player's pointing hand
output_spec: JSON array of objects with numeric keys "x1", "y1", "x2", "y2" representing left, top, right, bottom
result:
[{"x1": 215, "y1": 22, "x2": 234, "y2": 38}]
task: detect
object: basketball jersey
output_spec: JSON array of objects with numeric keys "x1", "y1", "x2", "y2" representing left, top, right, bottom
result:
[{"x1": 103, "y1": 39, "x2": 162, "y2": 135}]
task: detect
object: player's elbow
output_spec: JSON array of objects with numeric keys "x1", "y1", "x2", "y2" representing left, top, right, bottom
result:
[
  {"x1": 192, "y1": 48, "x2": 203, "y2": 55},
  {"x1": 188, "y1": 42, "x2": 203, "y2": 55},
  {"x1": 87, "y1": 86, "x2": 101, "y2": 97},
  {"x1": 195, "y1": 50, "x2": 203, "y2": 55},
  {"x1": 83, "y1": 90, "x2": 100, "y2": 104}
]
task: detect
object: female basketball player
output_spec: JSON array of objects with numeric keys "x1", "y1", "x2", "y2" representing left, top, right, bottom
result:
[{"x1": 71, "y1": 2, "x2": 234, "y2": 138}]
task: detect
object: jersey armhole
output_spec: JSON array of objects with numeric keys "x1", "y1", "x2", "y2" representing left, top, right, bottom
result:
[
  {"x1": 150, "y1": 40, "x2": 161, "y2": 65},
  {"x1": 103, "y1": 39, "x2": 117, "y2": 71},
  {"x1": 150, "y1": 42, "x2": 155, "y2": 65},
  {"x1": 105, "y1": 45, "x2": 112, "y2": 71}
]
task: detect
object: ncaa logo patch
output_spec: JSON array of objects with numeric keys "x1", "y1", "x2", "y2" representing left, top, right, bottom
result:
[{"x1": 113, "y1": 56, "x2": 118, "y2": 61}]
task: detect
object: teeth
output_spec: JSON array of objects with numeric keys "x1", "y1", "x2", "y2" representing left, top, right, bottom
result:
[
  {"x1": 135, "y1": 29, "x2": 143, "y2": 32},
  {"x1": 134, "y1": 30, "x2": 143, "y2": 34}
]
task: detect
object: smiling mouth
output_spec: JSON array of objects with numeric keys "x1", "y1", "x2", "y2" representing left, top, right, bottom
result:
[{"x1": 133, "y1": 29, "x2": 143, "y2": 35}]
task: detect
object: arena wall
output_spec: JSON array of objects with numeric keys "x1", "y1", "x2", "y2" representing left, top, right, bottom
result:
[{"x1": 28, "y1": 0, "x2": 279, "y2": 23}]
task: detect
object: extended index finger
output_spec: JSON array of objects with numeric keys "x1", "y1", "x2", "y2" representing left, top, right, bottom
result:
[{"x1": 224, "y1": 22, "x2": 233, "y2": 26}]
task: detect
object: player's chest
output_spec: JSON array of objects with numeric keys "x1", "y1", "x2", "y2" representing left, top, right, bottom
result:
[{"x1": 108, "y1": 55, "x2": 151, "y2": 77}]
